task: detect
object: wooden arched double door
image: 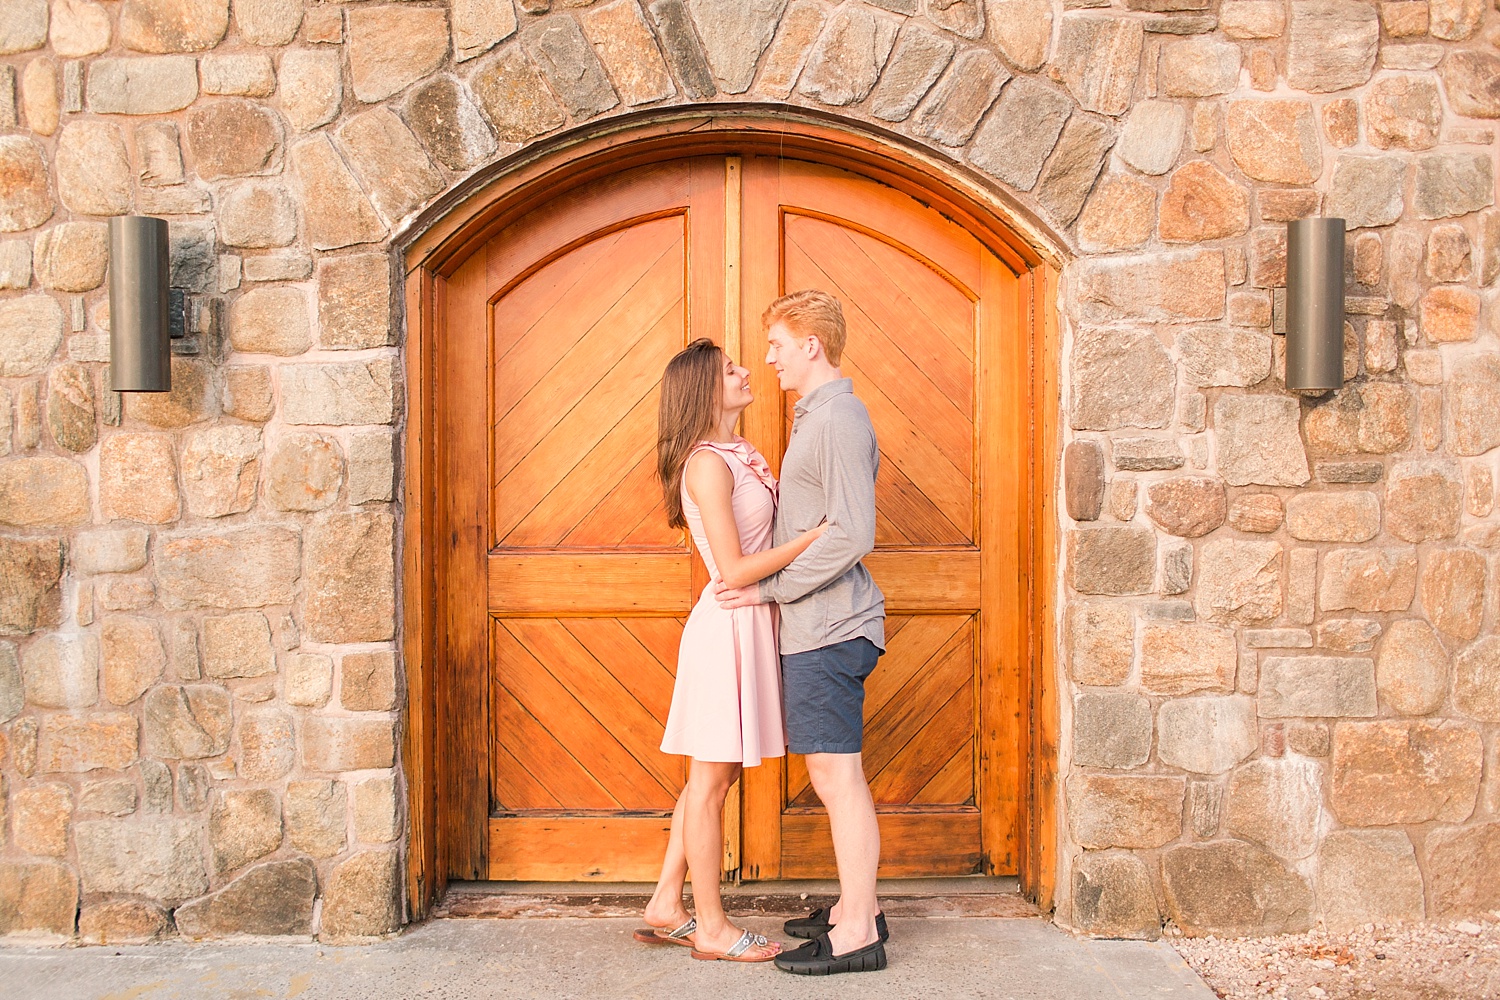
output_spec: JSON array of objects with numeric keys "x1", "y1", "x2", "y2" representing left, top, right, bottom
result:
[{"x1": 436, "y1": 155, "x2": 1028, "y2": 882}]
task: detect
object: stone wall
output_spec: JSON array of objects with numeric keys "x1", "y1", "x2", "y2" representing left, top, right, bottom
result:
[{"x1": 0, "y1": 0, "x2": 1497, "y2": 942}]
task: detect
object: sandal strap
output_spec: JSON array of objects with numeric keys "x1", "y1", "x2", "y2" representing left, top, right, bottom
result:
[
  {"x1": 725, "y1": 929, "x2": 768, "y2": 958},
  {"x1": 665, "y1": 917, "x2": 696, "y2": 941}
]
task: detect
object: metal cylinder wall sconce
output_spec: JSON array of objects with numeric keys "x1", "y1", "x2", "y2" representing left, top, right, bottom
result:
[
  {"x1": 1285, "y1": 217, "x2": 1346, "y2": 392},
  {"x1": 108, "y1": 215, "x2": 172, "y2": 393}
]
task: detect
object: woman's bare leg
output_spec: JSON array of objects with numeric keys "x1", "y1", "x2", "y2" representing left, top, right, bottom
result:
[
  {"x1": 683, "y1": 759, "x2": 778, "y2": 957},
  {"x1": 644, "y1": 789, "x2": 691, "y2": 928}
]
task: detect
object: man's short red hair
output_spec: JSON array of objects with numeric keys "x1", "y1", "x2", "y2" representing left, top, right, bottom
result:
[{"x1": 762, "y1": 289, "x2": 847, "y2": 365}]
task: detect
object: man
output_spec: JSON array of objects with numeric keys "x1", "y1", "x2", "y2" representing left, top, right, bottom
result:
[{"x1": 716, "y1": 289, "x2": 888, "y2": 975}]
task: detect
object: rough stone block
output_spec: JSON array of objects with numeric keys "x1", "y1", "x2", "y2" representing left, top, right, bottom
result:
[
  {"x1": 1454, "y1": 636, "x2": 1500, "y2": 723},
  {"x1": 281, "y1": 359, "x2": 396, "y2": 426},
  {"x1": 968, "y1": 77, "x2": 1072, "y2": 192},
  {"x1": 1072, "y1": 692, "x2": 1152, "y2": 768},
  {"x1": 100, "y1": 616, "x2": 165, "y2": 707},
  {"x1": 21, "y1": 630, "x2": 98, "y2": 708},
  {"x1": 1068, "y1": 526, "x2": 1155, "y2": 596},
  {"x1": 1426, "y1": 823, "x2": 1500, "y2": 918},
  {"x1": 1144, "y1": 476, "x2": 1226, "y2": 537},
  {"x1": 342, "y1": 650, "x2": 397, "y2": 712},
  {"x1": 157, "y1": 527, "x2": 300, "y2": 610},
  {"x1": 143, "y1": 684, "x2": 231, "y2": 759},
  {"x1": 1055, "y1": 13, "x2": 1143, "y2": 116},
  {"x1": 1319, "y1": 547, "x2": 1418, "y2": 613},
  {"x1": 34, "y1": 712, "x2": 137, "y2": 773},
  {"x1": 321, "y1": 849, "x2": 400, "y2": 939},
  {"x1": 1225, "y1": 100, "x2": 1321, "y2": 185},
  {"x1": 1071, "y1": 851, "x2": 1160, "y2": 940},
  {"x1": 77, "y1": 900, "x2": 170, "y2": 944},
  {"x1": 1258, "y1": 656, "x2": 1376, "y2": 718},
  {"x1": 1284, "y1": 492, "x2": 1380, "y2": 543},
  {"x1": 1162, "y1": 841, "x2": 1313, "y2": 936},
  {"x1": 302, "y1": 716, "x2": 397, "y2": 771},
  {"x1": 209, "y1": 787, "x2": 282, "y2": 878},
  {"x1": 175, "y1": 858, "x2": 316, "y2": 938},
  {"x1": 1065, "y1": 601, "x2": 1133, "y2": 685},
  {"x1": 0, "y1": 860, "x2": 78, "y2": 938},
  {"x1": 1066, "y1": 774, "x2": 1184, "y2": 849},
  {"x1": 1331, "y1": 720, "x2": 1482, "y2": 825},
  {"x1": 1157, "y1": 695, "x2": 1257, "y2": 774},
  {"x1": 264, "y1": 431, "x2": 344, "y2": 512},
  {"x1": 354, "y1": 776, "x2": 400, "y2": 843},
  {"x1": 75, "y1": 817, "x2": 206, "y2": 901},
  {"x1": 1069, "y1": 327, "x2": 1174, "y2": 431}
]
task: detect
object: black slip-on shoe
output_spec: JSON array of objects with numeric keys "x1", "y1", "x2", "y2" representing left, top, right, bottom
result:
[
  {"x1": 783, "y1": 908, "x2": 889, "y2": 942},
  {"x1": 773, "y1": 932, "x2": 887, "y2": 975}
]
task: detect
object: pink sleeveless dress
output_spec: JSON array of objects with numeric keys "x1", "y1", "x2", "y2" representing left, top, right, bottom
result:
[{"x1": 659, "y1": 438, "x2": 787, "y2": 767}]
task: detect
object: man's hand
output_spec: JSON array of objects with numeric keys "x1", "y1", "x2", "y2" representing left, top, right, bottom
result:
[{"x1": 713, "y1": 579, "x2": 765, "y2": 609}]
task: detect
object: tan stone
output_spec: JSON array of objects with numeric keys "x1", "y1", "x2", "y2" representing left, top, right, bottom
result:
[
  {"x1": 217, "y1": 179, "x2": 295, "y2": 250},
  {"x1": 181, "y1": 425, "x2": 261, "y2": 518},
  {"x1": 1317, "y1": 618, "x2": 1381, "y2": 653},
  {"x1": 1302, "y1": 383, "x2": 1414, "y2": 456},
  {"x1": 1259, "y1": 655, "x2": 1377, "y2": 717},
  {"x1": 78, "y1": 900, "x2": 170, "y2": 944},
  {"x1": 238, "y1": 708, "x2": 294, "y2": 781},
  {"x1": 1034, "y1": 116, "x2": 1116, "y2": 226},
  {"x1": 1159, "y1": 37, "x2": 1240, "y2": 98},
  {"x1": 303, "y1": 512, "x2": 396, "y2": 642},
  {"x1": 338, "y1": 107, "x2": 446, "y2": 227},
  {"x1": 1449, "y1": 355, "x2": 1500, "y2": 457},
  {"x1": 1077, "y1": 175, "x2": 1155, "y2": 252},
  {"x1": 1426, "y1": 823, "x2": 1500, "y2": 918},
  {"x1": 1117, "y1": 100, "x2": 1185, "y2": 177},
  {"x1": 1381, "y1": 1, "x2": 1430, "y2": 36},
  {"x1": 1142, "y1": 477, "x2": 1224, "y2": 538},
  {"x1": 470, "y1": 46, "x2": 566, "y2": 143},
  {"x1": 0, "y1": 135, "x2": 52, "y2": 230},
  {"x1": 1365, "y1": 319, "x2": 1398, "y2": 373},
  {"x1": 0, "y1": 642, "x2": 20, "y2": 722},
  {"x1": 235, "y1": 0, "x2": 302, "y2": 46},
  {"x1": 85, "y1": 55, "x2": 199, "y2": 115},
  {"x1": 1468, "y1": 462, "x2": 1494, "y2": 517},
  {"x1": 100, "y1": 616, "x2": 165, "y2": 706},
  {"x1": 452, "y1": 0, "x2": 515, "y2": 62},
  {"x1": 1331, "y1": 720, "x2": 1482, "y2": 825},
  {"x1": 1221, "y1": 1, "x2": 1285, "y2": 38},
  {"x1": 1430, "y1": 0, "x2": 1483, "y2": 39},
  {"x1": 13, "y1": 783, "x2": 72, "y2": 858},
  {"x1": 1427, "y1": 225, "x2": 1472, "y2": 283},
  {"x1": 403, "y1": 75, "x2": 498, "y2": 173},
  {"x1": 1387, "y1": 460, "x2": 1463, "y2": 543},
  {"x1": 79, "y1": 778, "x2": 137, "y2": 816},
  {"x1": 19, "y1": 59, "x2": 59, "y2": 138},
  {"x1": 281, "y1": 359, "x2": 397, "y2": 426},
  {"x1": 1365, "y1": 74, "x2": 1441, "y2": 152},
  {"x1": 1162, "y1": 841, "x2": 1312, "y2": 936},
  {"x1": 97, "y1": 578, "x2": 154, "y2": 613},
  {"x1": 353, "y1": 776, "x2": 399, "y2": 843},
  {"x1": 1178, "y1": 326, "x2": 1272, "y2": 387},
  {"x1": 796, "y1": 4, "x2": 898, "y2": 108},
  {"x1": 0, "y1": 456, "x2": 89, "y2": 526},
  {"x1": 263, "y1": 431, "x2": 344, "y2": 512},
  {"x1": 156, "y1": 526, "x2": 300, "y2": 610},
  {"x1": 0, "y1": 0, "x2": 49, "y2": 54},
  {"x1": 1197, "y1": 538, "x2": 1282, "y2": 625},
  {"x1": 143, "y1": 684, "x2": 231, "y2": 759},
  {"x1": 1157, "y1": 695, "x2": 1258, "y2": 774},
  {"x1": 302, "y1": 715, "x2": 396, "y2": 771},
  {"x1": 1215, "y1": 396, "x2": 1309, "y2": 487},
  {"x1": 348, "y1": 6, "x2": 449, "y2": 104},
  {"x1": 56, "y1": 121, "x2": 132, "y2": 216},
  {"x1": 126, "y1": 357, "x2": 212, "y2": 429},
  {"x1": 1284, "y1": 492, "x2": 1380, "y2": 543},
  {"x1": 1224, "y1": 757, "x2": 1321, "y2": 860},
  {"x1": 1069, "y1": 326, "x2": 1175, "y2": 430},
  {"x1": 1287, "y1": 0, "x2": 1378, "y2": 92},
  {"x1": 1225, "y1": 100, "x2": 1320, "y2": 185},
  {"x1": 1067, "y1": 526, "x2": 1156, "y2": 596},
  {"x1": 174, "y1": 858, "x2": 316, "y2": 938},
  {"x1": 1140, "y1": 621, "x2": 1235, "y2": 695},
  {"x1": 1055, "y1": 14, "x2": 1143, "y2": 117},
  {"x1": 285, "y1": 652, "x2": 333, "y2": 708},
  {"x1": 33, "y1": 222, "x2": 107, "y2": 292},
  {"x1": 1441, "y1": 49, "x2": 1500, "y2": 119},
  {"x1": 1421, "y1": 550, "x2": 1485, "y2": 643},
  {"x1": 1326, "y1": 155, "x2": 1408, "y2": 230},
  {"x1": 223, "y1": 366, "x2": 274, "y2": 422},
  {"x1": 342, "y1": 650, "x2": 397, "y2": 712},
  {"x1": 209, "y1": 788, "x2": 281, "y2": 878},
  {"x1": 346, "y1": 429, "x2": 395, "y2": 505},
  {"x1": 289, "y1": 137, "x2": 386, "y2": 251},
  {"x1": 34, "y1": 711, "x2": 138, "y2": 772},
  {"x1": 230, "y1": 286, "x2": 311, "y2": 356},
  {"x1": 21, "y1": 631, "x2": 98, "y2": 708},
  {"x1": 99, "y1": 433, "x2": 180, "y2": 524},
  {"x1": 1321, "y1": 98, "x2": 1358, "y2": 148},
  {"x1": 1454, "y1": 636, "x2": 1500, "y2": 722},
  {"x1": 321, "y1": 849, "x2": 400, "y2": 939},
  {"x1": 1071, "y1": 850, "x2": 1159, "y2": 940},
  {"x1": 0, "y1": 860, "x2": 78, "y2": 938},
  {"x1": 0, "y1": 294, "x2": 63, "y2": 376},
  {"x1": 1419, "y1": 286, "x2": 1480, "y2": 344},
  {"x1": 1319, "y1": 547, "x2": 1418, "y2": 613},
  {"x1": 1077, "y1": 249, "x2": 1225, "y2": 324},
  {"x1": 285, "y1": 778, "x2": 347, "y2": 858},
  {"x1": 185, "y1": 100, "x2": 282, "y2": 181},
  {"x1": 46, "y1": 363, "x2": 96, "y2": 453},
  {"x1": 983, "y1": 0, "x2": 1051, "y2": 72},
  {"x1": 1065, "y1": 601, "x2": 1133, "y2": 686},
  {"x1": 1066, "y1": 774, "x2": 1183, "y2": 850},
  {"x1": 200, "y1": 53, "x2": 276, "y2": 96},
  {"x1": 119, "y1": 0, "x2": 228, "y2": 52},
  {"x1": 579, "y1": 0, "x2": 673, "y2": 106},
  {"x1": 1227, "y1": 493, "x2": 1283, "y2": 533},
  {"x1": 1157, "y1": 161, "x2": 1249, "y2": 243},
  {"x1": 278, "y1": 49, "x2": 342, "y2": 132},
  {"x1": 1318, "y1": 829, "x2": 1425, "y2": 931},
  {"x1": 202, "y1": 612, "x2": 275, "y2": 679}
]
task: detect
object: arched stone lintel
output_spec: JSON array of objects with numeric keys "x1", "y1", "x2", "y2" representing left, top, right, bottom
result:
[{"x1": 396, "y1": 103, "x2": 1073, "y2": 277}]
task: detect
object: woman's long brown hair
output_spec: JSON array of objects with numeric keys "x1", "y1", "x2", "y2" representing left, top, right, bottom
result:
[{"x1": 658, "y1": 338, "x2": 724, "y2": 529}]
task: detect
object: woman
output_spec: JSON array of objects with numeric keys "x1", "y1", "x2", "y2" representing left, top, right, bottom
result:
[{"x1": 635, "y1": 339, "x2": 825, "y2": 964}]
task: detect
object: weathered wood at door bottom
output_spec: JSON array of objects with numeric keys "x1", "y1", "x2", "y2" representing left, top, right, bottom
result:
[
  {"x1": 776, "y1": 812, "x2": 985, "y2": 879},
  {"x1": 489, "y1": 816, "x2": 673, "y2": 881}
]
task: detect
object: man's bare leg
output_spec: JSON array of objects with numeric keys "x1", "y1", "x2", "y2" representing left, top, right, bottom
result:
[{"x1": 805, "y1": 751, "x2": 880, "y2": 954}]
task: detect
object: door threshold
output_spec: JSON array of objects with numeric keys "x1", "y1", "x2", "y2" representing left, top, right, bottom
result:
[{"x1": 433, "y1": 877, "x2": 1037, "y2": 920}]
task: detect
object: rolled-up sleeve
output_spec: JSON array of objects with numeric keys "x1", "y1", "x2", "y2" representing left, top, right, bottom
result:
[{"x1": 759, "y1": 405, "x2": 878, "y2": 605}]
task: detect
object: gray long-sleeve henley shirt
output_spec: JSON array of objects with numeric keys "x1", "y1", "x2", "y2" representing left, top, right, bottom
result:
[{"x1": 758, "y1": 378, "x2": 886, "y2": 656}]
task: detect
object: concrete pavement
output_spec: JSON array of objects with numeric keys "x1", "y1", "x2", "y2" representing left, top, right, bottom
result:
[{"x1": 2, "y1": 915, "x2": 1216, "y2": 1000}]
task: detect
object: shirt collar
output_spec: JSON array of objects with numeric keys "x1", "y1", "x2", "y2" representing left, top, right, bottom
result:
[{"x1": 793, "y1": 377, "x2": 852, "y2": 416}]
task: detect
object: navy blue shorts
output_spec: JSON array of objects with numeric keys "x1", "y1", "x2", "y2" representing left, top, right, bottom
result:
[{"x1": 782, "y1": 638, "x2": 882, "y2": 755}]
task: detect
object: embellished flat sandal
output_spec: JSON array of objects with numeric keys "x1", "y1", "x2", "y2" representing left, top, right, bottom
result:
[
  {"x1": 690, "y1": 928, "x2": 780, "y2": 963},
  {"x1": 632, "y1": 917, "x2": 697, "y2": 946}
]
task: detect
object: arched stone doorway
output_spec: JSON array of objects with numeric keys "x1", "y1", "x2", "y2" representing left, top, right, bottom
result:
[{"x1": 399, "y1": 109, "x2": 1063, "y2": 918}]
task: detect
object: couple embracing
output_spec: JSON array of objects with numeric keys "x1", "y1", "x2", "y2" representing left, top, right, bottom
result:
[{"x1": 636, "y1": 290, "x2": 888, "y2": 976}]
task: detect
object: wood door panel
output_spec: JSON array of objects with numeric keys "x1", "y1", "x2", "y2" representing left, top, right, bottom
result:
[
  {"x1": 488, "y1": 553, "x2": 691, "y2": 613},
  {"x1": 779, "y1": 812, "x2": 983, "y2": 879},
  {"x1": 489, "y1": 815, "x2": 674, "y2": 881}
]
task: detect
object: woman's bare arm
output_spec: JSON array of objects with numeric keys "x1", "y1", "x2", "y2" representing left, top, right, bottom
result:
[{"x1": 685, "y1": 451, "x2": 826, "y2": 591}]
